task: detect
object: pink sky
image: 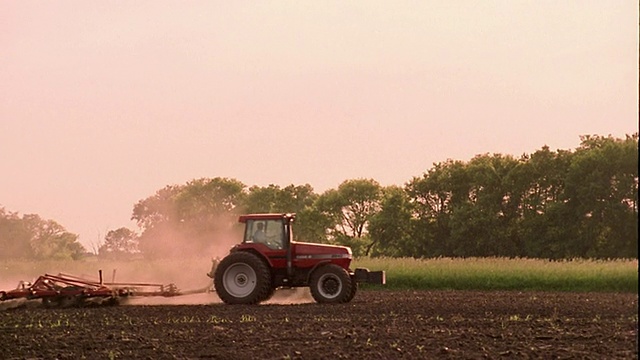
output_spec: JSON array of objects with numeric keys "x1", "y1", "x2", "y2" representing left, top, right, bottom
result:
[{"x1": 1, "y1": 1, "x2": 638, "y2": 249}]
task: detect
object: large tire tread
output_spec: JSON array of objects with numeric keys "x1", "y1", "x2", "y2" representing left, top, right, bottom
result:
[
  {"x1": 345, "y1": 279, "x2": 358, "y2": 303},
  {"x1": 309, "y1": 264, "x2": 353, "y2": 304},
  {"x1": 214, "y1": 251, "x2": 272, "y2": 305}
]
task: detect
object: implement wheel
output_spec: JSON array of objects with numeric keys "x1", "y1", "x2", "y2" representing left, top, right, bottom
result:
[
  {"x1": 59, "y1": 286, "x2": 83, "y2": 308},
  {"x1": 214, "y1": 252, "x2": 272, "y2": 305},
  {"x1": 309, "y1": 264, "x2": 353, "y2": 304},
  {"x1": 42, "y1": 297, "x2": 60, "y2": 309}
]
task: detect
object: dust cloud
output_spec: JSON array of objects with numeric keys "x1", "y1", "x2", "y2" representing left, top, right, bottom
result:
[
  {"x1": 121, "y1": 287, "x2": 314, "y2": 306},
  {"x1": 265, "y1": 288, "x2": 314, "y2": 305}
]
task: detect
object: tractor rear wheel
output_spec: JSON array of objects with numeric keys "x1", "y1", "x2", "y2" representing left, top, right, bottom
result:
[
  {"x1": 309, "y1": 264, "x2": 353, "y2": 304},
  {"x1": 260, "y1": 286, "x2": 276, "y2": 302},
  {"x1": 214, "y1": 252, "x2": 272, "y2": 305}
]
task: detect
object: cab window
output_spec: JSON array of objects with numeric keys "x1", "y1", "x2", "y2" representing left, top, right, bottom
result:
[{"x1": 245, "y1": 219, "x2": 284, "y2": 249}]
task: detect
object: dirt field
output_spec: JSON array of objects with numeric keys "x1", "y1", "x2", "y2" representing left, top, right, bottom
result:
[{"x1": 1, "y1": 290, "x2": 637, "y2": 359}]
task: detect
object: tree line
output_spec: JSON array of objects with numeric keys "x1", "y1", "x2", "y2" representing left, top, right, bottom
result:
[
  {"x1": 1, "y1": 134, "x2": 637, "y2": 260},
  {"x1": 0, "y1": 210, "x2": 84, "y2": 260}
]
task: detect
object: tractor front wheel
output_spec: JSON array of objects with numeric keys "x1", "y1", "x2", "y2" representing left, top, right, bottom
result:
[
  {"x1": 214, "y1": 252, "x2": 272, "y2": 305},
  {"x1": 309, "y1": 264, "x2": 353, "y2": 304},
  {"x1": 345, "y1": 280, "x2": 358, "y2": 302}
]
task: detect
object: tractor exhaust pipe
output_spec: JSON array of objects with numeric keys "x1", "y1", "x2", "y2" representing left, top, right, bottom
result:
[{"x1": 285, "y1": 215, "x2": 294, "y2": 280}]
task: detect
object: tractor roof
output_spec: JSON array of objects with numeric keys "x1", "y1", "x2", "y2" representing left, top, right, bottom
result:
[{"x1": 238, "y1": 213, "x2": 296, "y2": 223}]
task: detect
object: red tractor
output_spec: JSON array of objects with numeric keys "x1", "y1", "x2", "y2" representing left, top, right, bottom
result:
[{"x1": 209, "y1": 213, "x2": 385, "y2": 304}]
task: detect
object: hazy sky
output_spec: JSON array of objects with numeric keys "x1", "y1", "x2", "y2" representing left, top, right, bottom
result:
[{"x1": 1, "y1": 1, "x2": 638, "y2": 249}]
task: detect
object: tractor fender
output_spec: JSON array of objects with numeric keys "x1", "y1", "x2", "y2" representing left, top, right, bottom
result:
[
  {"x1": 235, "y1": 248, "x2": 275, "y2": 269},
  {"x1": 305, "y1": 260, "x2": 332, "y2": 284}
]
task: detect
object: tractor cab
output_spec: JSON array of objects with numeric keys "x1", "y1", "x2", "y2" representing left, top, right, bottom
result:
[{"x1": 241, "y1": 214, "x2": 290, "y2": 250}]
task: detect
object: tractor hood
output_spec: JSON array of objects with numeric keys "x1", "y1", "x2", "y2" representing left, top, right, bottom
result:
[{"x1": 291, "y1": 241, "x2": 352, "y2": 260}]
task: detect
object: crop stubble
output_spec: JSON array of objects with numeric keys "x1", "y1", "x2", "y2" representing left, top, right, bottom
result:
[{"x1": 0, "y1": 290, "x2": 637, "y2": 359}]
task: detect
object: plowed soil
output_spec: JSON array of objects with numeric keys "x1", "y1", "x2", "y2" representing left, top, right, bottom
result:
[{"x1": 1, "y1": 290, "x2": 637, "y2": 359}]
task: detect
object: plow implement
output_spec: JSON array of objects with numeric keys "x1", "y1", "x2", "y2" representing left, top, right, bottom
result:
[{"x1": 0, "y1": 271, "x2": 210, "y2": 308}]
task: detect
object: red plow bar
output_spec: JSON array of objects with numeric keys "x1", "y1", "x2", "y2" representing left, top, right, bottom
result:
[{"x1": 0, "y1": 271, "x2": 190, "y2": 308}]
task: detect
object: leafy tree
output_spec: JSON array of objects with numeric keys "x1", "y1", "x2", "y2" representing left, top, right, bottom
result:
[
  {"x1": 401, "y1": 134, "x2": 638, "y2": 259},
  {"x1": 98, "y1": 227, "x2": 139, "y2": 259},
  {"x1": 464, "y1": 153, "x2": 526, "y2": 257},
  {"x1": 173, "y1": 177, "x2": 246, "y2": 242},
  {"x1": 315, "y1": 179, "x2": 382, "y2": 256},
  {"x1": 0, "y1": 209, "x2": 84, "y2": 260},
  {"x1": 131, "y1": 185, "x2": 182, "y2": 231},
  {"x1": 520, "y1": 146, "x2": 571, "y2": 214},
  {"x1": 241, "y1": 183, "x2": 328, "y2": 243},
  {"x1": 132, "y1": 177, "x2": 246, "y2": 258},
  {"x1": 0, "y1": 207, "x2": 32, "y2": 259},
  {"x1": 368, "y1": 186, "x2": 414, "y2": 257},
  {"x1": 242, "y1": 184, "x2": 317, "y2": 214},
  {"x1": 518, "y1": 147, "x2": 574, "y2": 258},
  {"x1": 22, "y1": 214, "x2": 85, "y2": 260},
  {"x1": 293, "y1": 206, "x2": 334, "y2": 243},
  {"x1": 406, "y1": 154, "x2": 526, "y2": 257},
  {"x1": 562, "y1": 134, "x2": 638, "y2": 258},
  {"x1": 406, "y1": 160, "x2": 470, "y2": 257}
]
